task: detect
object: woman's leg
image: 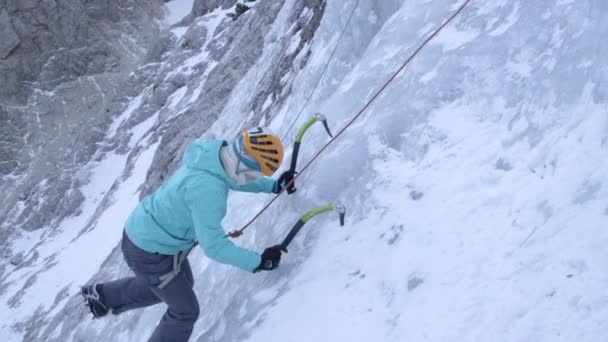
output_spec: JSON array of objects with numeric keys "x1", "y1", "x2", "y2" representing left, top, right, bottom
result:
[
  {"x1": 98, "y1": 231, "x2": 199, "y2": 341},
  {"x1": 97, "y1": 231, "x2": 171, "y2": 314},
  {"x1": 147, "y1": 265, "x2": 200, "y2": 342},
  {"x1": 98, "y1": 259, "x2": 195, "y2": 319},
  {"x1": 98, "y1": 276, "x2": 162, "y2": 314},
  {"x1": 182, "y1": 258, "x2": 194, "y2": 287}
]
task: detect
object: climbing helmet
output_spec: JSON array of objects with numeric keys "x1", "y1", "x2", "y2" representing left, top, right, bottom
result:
[{"x1": 232, "y1": 127, "x2": 284, "y2": 178}]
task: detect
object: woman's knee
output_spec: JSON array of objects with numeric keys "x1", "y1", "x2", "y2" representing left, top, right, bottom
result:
[
  {"x1": 172, "y1": 300, "x2": 199, "y2": 322},
  {"x1": 190, "y1": 300, "x2": 200, "y2": 321}
]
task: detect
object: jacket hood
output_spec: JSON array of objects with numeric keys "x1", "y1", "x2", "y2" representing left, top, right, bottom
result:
[{"x1": 183, "y1": 140, "x2": 233, "y2": 184}]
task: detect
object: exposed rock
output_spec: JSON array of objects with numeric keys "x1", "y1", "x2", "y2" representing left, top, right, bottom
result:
[
  {"x1": 0, "y1": 0, "x2": 164, "y2": 104},
  {"x1": 179, "y1": 20, "x2": 209, "y2": 51},
  {"x1": 0, "y1": 105, "x2": 28, "y2": 176},
  {"x1": 249, "y1": 0, "x2": 326, "y2": 121},
  {"x1": 409, "y1": 190, "x2": 424, "y2": 200},
  {"x1": 0, "y1": 9, "x2": 20, "y2": 59},
  {"x1": 408, "y1": 275, "x2": 424, "y2": 291},
  {"x1": 192, "y1": 0, "x2": 238, "y2": 17},
  {"x1": 495, "y1": 157, "x2": 513, "y2": 171},
  {"x1": 0, "y1": 0, "x2": 164, "y2": 238},
  {"x1": 9, "y1": 252, "x2": 23, "y2": 266}
]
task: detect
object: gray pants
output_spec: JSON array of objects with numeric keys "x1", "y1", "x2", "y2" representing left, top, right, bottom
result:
[{"x1": 99, "y1": 232, "x2": 199, "y2": 342}]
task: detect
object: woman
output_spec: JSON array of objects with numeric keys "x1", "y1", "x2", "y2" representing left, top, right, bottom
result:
[{"x1": 81, "y1": 127, "x2": 295, "y2": 341}]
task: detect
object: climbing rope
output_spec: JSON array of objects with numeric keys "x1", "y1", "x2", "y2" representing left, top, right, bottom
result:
[
  {"x1": 229, "y1": 0, "x2": 473, "y2": 238},
  {"x1": 281, "y1": 0, "x2": 360, "y2": 141}
]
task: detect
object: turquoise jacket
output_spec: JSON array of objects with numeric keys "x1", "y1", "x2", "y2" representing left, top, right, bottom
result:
[{"x1": 125, "y1": 140, "x2": 277, "y2": 272}]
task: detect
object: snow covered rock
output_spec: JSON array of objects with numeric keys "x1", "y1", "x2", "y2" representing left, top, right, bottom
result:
[{"x1": 1, "y1": 0, "x2": 607, "y2": 341}]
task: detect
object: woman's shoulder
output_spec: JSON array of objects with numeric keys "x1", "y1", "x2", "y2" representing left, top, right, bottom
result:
[{"x1": 182, "y1": 168, "x2": 227, "y2": 194}]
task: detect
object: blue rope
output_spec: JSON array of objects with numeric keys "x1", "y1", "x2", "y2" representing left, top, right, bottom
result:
[{"x1": 281, "y1": 0, "x2": 360, "y2": 141}]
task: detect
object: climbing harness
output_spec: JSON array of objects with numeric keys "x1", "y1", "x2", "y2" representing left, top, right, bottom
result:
[
  {"x1": 230, "y1": 0, "x2": 473, "y2": 238},
  {"x1": 158, "y1": 248, "x2": 191, "y2": 289}
]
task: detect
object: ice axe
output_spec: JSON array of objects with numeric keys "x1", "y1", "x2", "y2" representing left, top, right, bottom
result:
[
  {"x1": 277, "y1": 202, "x2": 346, "y2": 253},
  {"x1": 227, "y1": 113, "x2": 334, "y2": 238},
  {"x1": 288, "y1": 113, "x2": 333, "y2": 174}
]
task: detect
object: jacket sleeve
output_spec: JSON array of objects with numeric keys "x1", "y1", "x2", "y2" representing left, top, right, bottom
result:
[
  {"x1": 185, "y1": 178, "x2": 261, "y2": 272},
  {"x1": 232, "y1": 176, "x2": 277, "y2": 193}
]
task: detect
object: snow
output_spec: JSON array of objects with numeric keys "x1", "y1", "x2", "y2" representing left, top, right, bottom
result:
[
  {"x1": 4, "y1": 0, "x2": 608, "y2": 341},
  {"x1": 129, "y1": 111, "x2": 159, "y2": 147},
  {"x1": 285, "y1": 31, "x2": 301, "y2": 56},
  {"x1": 107, "y1": 92, "x2": 144, "y2": 138},
  {"x1": 507, "y1": 60, "x2": 533, "y2": 78},
  {"x1": 261, "y1": 95, "x2": 273, "y2": 112},
  {"x1": 0, "y1": 103, "x2": 159, "y2": 338},
  {"x1": 245, "y1": 105, "x2": 608, "y2": 341},
  {"x1": 0, "y1": 138, "x2": 159, "y2": 331},
  {"x1": 171, "y1": 26, "x2": 188, "y2": 40},
  {"x1": 239, "y1": 1, "x2": 608, "y2": 341},
  {"x1": 488, "y1": 2, "x2": 520, "y2": 37},
  {"x1": 164, "y1": 0, "x2": 194, "y2": 26},
  {"x1": 420, "y1": 64, "x2": 439, "y2": 83},
  {"x1": 166, "y1": 86, "x2": 188, "y2": 111},
  {"x1": 431, "y1": 24, "x2": 479, "y2": 52},
  {"x1": 176, "y1": 9, "x2": 228, "y2": 75}
]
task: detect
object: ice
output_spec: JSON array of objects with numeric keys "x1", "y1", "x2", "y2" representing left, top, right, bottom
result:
[
  {"x1": 488, "y1": 2, "x2": 520, "y2": 37},
  {"x1": 164, "y1": 0, "x2": 194, "y2": 26},
  {"x1": 107, "y1": 93, "x2": 144, "y2": 138},
  {"x1": 431, "y1": 24, "x2": 480, "y2": 52},
  {"x1": 171, "y1": 26, "x2": 188, "y2": 40},
  {"x1": 166, "y1": 86, "x2": 188, "y2": 111},
  {"x1": 5, "y1": 0, "x2": 608, "y2": 341}
]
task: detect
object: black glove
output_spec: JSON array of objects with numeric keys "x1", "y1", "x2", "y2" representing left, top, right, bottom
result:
[
  {"x1": 275, "y1": 170, "x2": 296, "y2": 195},
  {"x1": 254, "y1": 246, "x2": 282, "y2": 272}
]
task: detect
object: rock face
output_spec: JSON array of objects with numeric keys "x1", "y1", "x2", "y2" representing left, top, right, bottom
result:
[
  {"x1": 0, "y1": 0, "x2": 162, "y2": 326},
  {"x1": 0, "y1": 0, "x2": 163, "y2": 237},
  {"x1": 0, "y1": 0, "x2": 164, "y2": 104},
  {"x1": 0, "y1": 9, "x2": 19, "y2": 59},
  {"x1": 0, "y1": 0, "x2": 329, "y2": 340},
  {"x1": 191, "y1": 0, "x2": 238, "y2": 17}
]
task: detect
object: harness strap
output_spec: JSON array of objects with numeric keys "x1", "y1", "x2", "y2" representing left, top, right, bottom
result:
[{"x1": 158, "y1": 246, "x2": 194, "y2": 289}]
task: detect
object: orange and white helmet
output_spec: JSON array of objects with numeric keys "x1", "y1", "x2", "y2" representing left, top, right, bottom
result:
[{"x1": 232, "y1": 127, "x2": 284, "y2": 177}]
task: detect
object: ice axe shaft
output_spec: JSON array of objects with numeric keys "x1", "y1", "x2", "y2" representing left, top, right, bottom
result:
[{"x1": 278, "y1": 202, "x2": 346, "y2": 253}]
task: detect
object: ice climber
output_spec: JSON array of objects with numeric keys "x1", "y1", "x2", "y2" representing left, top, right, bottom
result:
[{"x1": 80, "y1": 127, "x2": 296, "y2": 341}]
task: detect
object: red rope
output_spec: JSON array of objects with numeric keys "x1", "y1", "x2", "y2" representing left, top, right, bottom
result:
[{"x1": 228, "y1": 0, "x2": 473, "y2": 238}]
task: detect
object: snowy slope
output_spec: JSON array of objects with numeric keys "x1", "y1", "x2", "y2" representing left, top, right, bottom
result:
[
  {"x1": 2, "y1": 0, "x2": 607, "y2": 341},
  {"x1": 206, "y1": 1, "x2": 608, "y2": 341}
]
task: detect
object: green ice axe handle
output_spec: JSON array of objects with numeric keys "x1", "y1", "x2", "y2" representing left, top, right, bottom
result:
[
  {"x1": 278, "y1": 203, "x2": 345, "y2": 253},
  {"x1": 289, "y1": 114, "x2": 333, "y2": 173}
]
